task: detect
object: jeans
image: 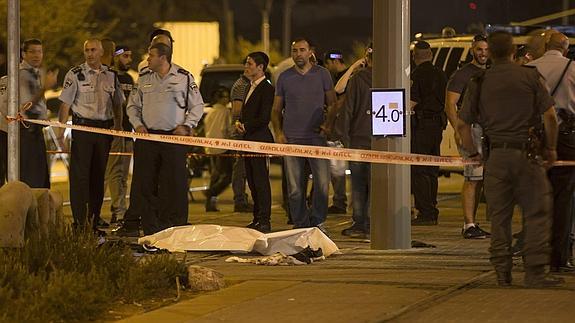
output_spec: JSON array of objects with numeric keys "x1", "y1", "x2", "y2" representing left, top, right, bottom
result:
[
  {"x1": 284, "y1": 137, "x2": 330, "y2": 228},
  {"x1": 350, "y1": 161, "x2": 370, "y2": 232}
]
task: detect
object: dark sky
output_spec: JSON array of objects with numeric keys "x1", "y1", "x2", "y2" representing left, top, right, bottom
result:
[{"x1": 229, "y1": 0, "x2": 572, "y2": 58}]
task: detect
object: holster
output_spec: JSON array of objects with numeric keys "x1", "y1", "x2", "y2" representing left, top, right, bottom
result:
[
  {"x1": 481, "y1": 134, "x2": 490, "y2": 161},
  {"x1": 526, "y1": 126, "x2": 546, "y2": 165}
]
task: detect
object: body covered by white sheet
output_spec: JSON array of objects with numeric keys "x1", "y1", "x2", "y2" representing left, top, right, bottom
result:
[{"x1": 138, "y1": 225, "x2": 340, "y2": 257}]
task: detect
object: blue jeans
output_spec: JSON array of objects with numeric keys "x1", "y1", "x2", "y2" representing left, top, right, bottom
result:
[
  {"x1": 284, "y1": 138, "x2": 330, "y2": 228},
  {"x1": 350, "y1": 161, "x2": 370, "y2": 232}
]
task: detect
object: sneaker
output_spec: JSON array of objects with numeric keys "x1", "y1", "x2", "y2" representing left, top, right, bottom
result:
[
  {"x1": 475, "y1": 224, "x2": 491, "y2": 236},
  {"x1": 341, "y1": 225, "x2": 366, "y2": 237},
  {"x1": 96, "y1": 217, "x2": 110, "y2": 228},
  {"x1": 114, "y1": 225, "x2": 140, "y2": 238},
  {"x1": 327, "y1": 205, "x2": 347, "y2": 214},
  {"x1": 462, "y1": 225, "x2": 488, "y2": 239}
]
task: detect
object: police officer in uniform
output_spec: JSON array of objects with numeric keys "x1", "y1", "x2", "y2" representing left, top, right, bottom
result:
[
  {"x1": 457, "y1": 31, "x2": 563, "y2": 288},
  {"x1": 410, "y1": 41, "x2": 447, "y2": 226},
  {"x1": 527, "y1": 32, "x2": 575, "y2": 272},
  {"x1": 58, "y1": 38, "x2": 124, "y2": 233},
  {"x1": 124, "y1": 42, "x2": 203, "y2": 236}
]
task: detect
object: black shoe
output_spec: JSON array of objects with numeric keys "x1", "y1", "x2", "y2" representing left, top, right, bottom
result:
[
  {"x1": 114, "y1": 225, "x2": 140, "y2": 238},
  {"x1": 524, "y1": 266, "x2": 565, "y2": 288},
  {"x1": 411, "y1": 216, "x2": 438, "y2": 226},
  {"x1": 234, "y1": 203, "x2": 254, "y2": 213},
  {"x1": 205, "y1": 197, "x2": 219, "y2": 212},
  {"x1": 256, "y1": 222, "x2": 271, "y2": 233},
  {"x1": 496, "y1": 271, "x2": 512, "y2": 287},
  {"x1": 341, "y1": 225, "x2": 366, "y2": 237},
  {"x1": 462, "y1": 225, "x2": 488, "y2": 239},
  {"x1": 550, "y1": 261, "x2": 575, "y2": 273},
  {"x1": 327, "y1": 205, "x2": 347, "y2": 214},
  {"x1": 96, "y1": 217, "x2": 110, "y2": 228}
]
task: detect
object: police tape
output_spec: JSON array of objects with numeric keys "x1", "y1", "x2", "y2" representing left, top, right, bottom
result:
[{"x1": 13, "y1": 118, "x2": 575, "y2": 167}]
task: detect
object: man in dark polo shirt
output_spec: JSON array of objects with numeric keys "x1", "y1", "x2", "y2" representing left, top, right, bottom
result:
[
  {"x1": 272, "y1": 37, "x2": 337, "y2": 234},
  {"x1": 457, "y1": 31, "x2": 563, "y2": 288},
  {"x1": 445, "y1": 35, "x2": 491, "y2": 239}
]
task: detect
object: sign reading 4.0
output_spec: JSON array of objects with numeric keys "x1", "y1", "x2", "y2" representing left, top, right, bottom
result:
[{"x1": 371, "y1": 88, "x2": 406, "y2": 137}]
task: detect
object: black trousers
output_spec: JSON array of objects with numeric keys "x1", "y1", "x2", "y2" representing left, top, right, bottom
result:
[
  {"x1": 69, "y1": 129, "x2": 112, "y2": 228},
  {"x1": 245, "y1": 154, "x2": 271, "y2": 224},
  {"x1": 207, "y1": 152, "x2": 233, "y2": 198},
  {"x1": 126, "y1": 137, "x2": 189, "y2": 235},
  {"x1": 549, "y1": 131, "x2": 575, "y2": 267},
  {"x1": 0, "y1": 131, "x2": 6, "y2": 186},
  {"x1": 20, "y1": 124, "x2": 50, "y2": 188},
  {"x1": 410, "y1": 119, "x2": 443, "y2": 220}
]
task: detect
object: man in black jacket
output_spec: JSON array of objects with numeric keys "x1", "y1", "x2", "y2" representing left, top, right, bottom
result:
[
  {"x1": 410, "y1": 41, "x2": 448, "y2": 226},
  {"x1": 235, "y1": 52, "x2": 275, "y2": 233},
  {"x1": 335, "y1": 45, "x2": 373, "y2": 238}
]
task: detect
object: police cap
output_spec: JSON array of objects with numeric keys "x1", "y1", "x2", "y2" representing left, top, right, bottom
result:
[{"x1": 414, "y1": 41, "x2": 431, "y2": 50}]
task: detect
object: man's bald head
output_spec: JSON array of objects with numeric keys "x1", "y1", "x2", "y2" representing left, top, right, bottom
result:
[
  {"x1": 547, "y1": 32, "x2": 569, "y2": 55},
  {"x1": 151, "y1": 34, "x2": 172, "y2": 48}
]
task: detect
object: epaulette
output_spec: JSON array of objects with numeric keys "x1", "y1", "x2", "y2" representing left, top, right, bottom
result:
[
  {"x1": 139, "y1": 66, "x2": 151, "y2": 77},
  {"x1": 71, "y1": 66, "x2": 85, "y2": 81},
  {"x1": 177, "y1": 68, "x2": 190, "y2": 76}
]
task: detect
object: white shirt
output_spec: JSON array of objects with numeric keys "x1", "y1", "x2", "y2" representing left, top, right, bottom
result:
[
  {"x1": 244, "y1": 75, "x2": 266, "y2": 103},
  {"x1": 528, "y1": 50, "x2": 575, "y2": 118}
]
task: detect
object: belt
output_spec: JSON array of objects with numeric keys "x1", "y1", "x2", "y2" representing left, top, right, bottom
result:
[
  {"x1": 490, "y1": 142, "x2": 527, "y2": 150},
  {"x1": 72, "y1": 115, "x2": 113, "y2": 129},
  {"x1": 147, "y1": 128, "x2": 175, "y2": 135}
]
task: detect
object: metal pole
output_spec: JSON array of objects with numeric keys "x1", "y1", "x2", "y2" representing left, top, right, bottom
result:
[
  {"x1": 283, "y1": 0, "x2": 293, "y2": 57},
  {"x1": 563, "y1": 0, "x2": 570, "y2": 25},
  {"x1": 261, "y1": 0, "x2": 272, "y2": 54},
  {"x1": 7, "y1": 0, "x2": 20, "y2": 182},
  {"x1": 223, "y1": 0, "x2": 235, "y2": 60},
  {"x1": 371, "y1": 0, "x2": 411, "y2": 249}
]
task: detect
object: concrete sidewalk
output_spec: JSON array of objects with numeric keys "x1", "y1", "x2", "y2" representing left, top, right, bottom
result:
[{"x1": 113, "y1": 170, "x2": 575, "y2": 323}]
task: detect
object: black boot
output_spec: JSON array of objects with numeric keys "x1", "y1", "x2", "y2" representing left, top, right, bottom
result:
[
  {"x1": 496, "y1": 271, "x2": 512, "y2": 287},
  {"x1": 524, "y1": 265, "x2": 565, "y2": 288}
]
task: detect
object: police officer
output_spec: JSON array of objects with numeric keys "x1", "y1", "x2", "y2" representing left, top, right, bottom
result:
[
  {"x1": 58, "y1": 38, "x2": 124, "y2": 233},
  {"x1": 105, "y1": 45, "x2": 135, "y2": 224},
  {"x1": 124, "y1": 42, "x2": 203, "y2": 236},
  {"x1": 527, "y1": 32, "x2": 575, "y2": 272},
  {"x1": 410, "y1": 41, "x2": 447, "y2": 226},
  {"x1": 457, "y1": 31, "x2": 563, "y2": 288}
]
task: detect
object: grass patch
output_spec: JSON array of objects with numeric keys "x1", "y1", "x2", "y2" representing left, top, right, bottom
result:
[{"x1": 0, "y1": 223, "x2": 188, "y2": 322}]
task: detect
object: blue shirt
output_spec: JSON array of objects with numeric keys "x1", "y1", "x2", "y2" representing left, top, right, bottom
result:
[{"x1": 275, "y1": 65, "x2": 333, "y2": 140}]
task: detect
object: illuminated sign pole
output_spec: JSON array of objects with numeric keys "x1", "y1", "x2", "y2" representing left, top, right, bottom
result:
[{"x1": 371, "y1": 0, "x2": 411, "y2": 249}]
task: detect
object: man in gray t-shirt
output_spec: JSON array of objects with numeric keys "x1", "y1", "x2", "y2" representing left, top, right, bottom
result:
[{"x1": 271, "y1": 38, "x2": 336, "y2": 232}]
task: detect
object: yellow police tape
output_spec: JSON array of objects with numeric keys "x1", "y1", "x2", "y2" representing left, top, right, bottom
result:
[{"x1": 16, "y1": 118, "x2": 575, "y2": 167}]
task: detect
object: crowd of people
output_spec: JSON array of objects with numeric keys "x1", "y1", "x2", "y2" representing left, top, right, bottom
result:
[{"x1": 0, "y1": 28, "x2": 573, "y2": 288}]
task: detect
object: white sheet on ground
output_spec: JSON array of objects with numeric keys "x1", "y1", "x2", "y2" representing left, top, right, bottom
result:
[{"x1": 138, "y1": 225, "x2": 340, "y2": 256}]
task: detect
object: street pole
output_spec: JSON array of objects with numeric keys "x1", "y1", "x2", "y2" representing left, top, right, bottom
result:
[
  {"x1": 261, "y1": 0, "x2": 273, "y2": 54},
  {"x1": 223, "y1": 0, "x2": 235, "y2": 61},
  {"x1": 283, "y1": 0, "x2": 294, "y2": 57},
  {"x1": 371, "y1": 0, "x2": 411, "y2": 249},
  {"x1": 7, "y1": 0, "x2": 20, "y2": 182},
  {"x1": 563, "y1": 0, "x2": 570, "y2": 25}
]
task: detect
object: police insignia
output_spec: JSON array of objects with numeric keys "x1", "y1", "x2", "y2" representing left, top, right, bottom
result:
[{"x1": 64, "y1": 78, "x2": 73, "y2": 89}]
